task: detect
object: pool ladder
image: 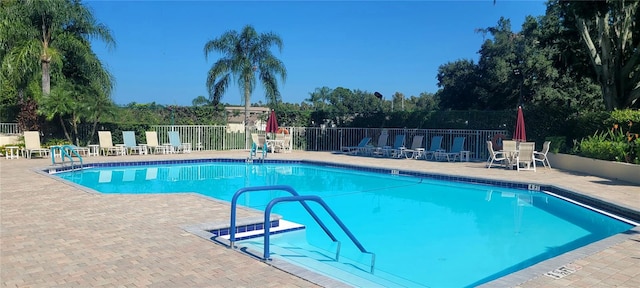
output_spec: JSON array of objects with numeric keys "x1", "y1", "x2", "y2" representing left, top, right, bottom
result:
[
  {"x1": 50, "y1": 145, "x2": 83, "y2": 170},
  {"x1": 229, "y1": 185, "x2": 376, "y2": 274},
  {"x1": 248, "y1": 142, "x2": 268, "y2": 161}
]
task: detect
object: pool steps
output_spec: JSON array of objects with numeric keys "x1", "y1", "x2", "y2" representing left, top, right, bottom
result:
[
  {"x1": 216, "y1": 219, "x2": 305, "y2": 241},
  {"x1": 229, "y1": 185, "x2": 376, "y2": 274},
  {"x1": 237, "y1": 230, "x2": 425, "y2": 288}
]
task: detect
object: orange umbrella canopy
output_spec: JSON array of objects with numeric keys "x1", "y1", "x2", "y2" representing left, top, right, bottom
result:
[
  {"x1": 513, "y1": 106, "x2": 526, "y2": 142},
  {"x1": 266, "y1": 110, "x2": 278, "y2": 133}
]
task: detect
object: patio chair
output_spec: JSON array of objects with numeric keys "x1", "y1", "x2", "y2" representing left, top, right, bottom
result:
[
  {"x1": 168, "y1": 131, "x2": 191, "y2": 153},
  {"x1": 486, "y1": 141, "x2": 507, "y2": 169},
  {"x1": 122, "y1": 131, "x2": 145, "y2": 155},
  {"x1": 440, "y1": 136, "x2": 466, "y2": 162},
  {"x1": 144, "y1": 131, "x2": 168, "y2": 154},
  {"x1": 275, "y1": 133, "x2": 292, "y2": 153},
  {"x1": 98, "y1": 131, "x2": 125, "y2": 156},
  {"x1": 384, "y1": 134, "x2": 406, "y2": 158},
  {"x1": 515, "y1": 142, "x2": 536, "y2": 171},
  {"x1": 22, "y1": 131, "x2": 50, "y2": 159},
  {"x1": 423, "y1": 136, "x2": 443, "y2": 160},
  {"x1": 341, "y1": 137, "x2": 371, "y2": 155},
  {"x1": 403, "y1": 135, "x2": 425, "y2": 159},
  {"x1": 502, "y1": 140, "x2": 518, "y2": 168},
  {"x1": 364, "y1": 133, "x2": 389, "y2": 156},
  {"x1": 534, "y1": 141, "x2": 552, "y2": 169}
]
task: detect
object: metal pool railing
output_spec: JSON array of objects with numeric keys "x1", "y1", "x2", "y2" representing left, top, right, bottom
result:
[{"x1": 229, "y1": 185, "x2": 375, "y2": 273}]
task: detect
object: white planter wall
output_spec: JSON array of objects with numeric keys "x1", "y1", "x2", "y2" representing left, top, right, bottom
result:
[
  {"x1": 0, "y1": 135, "x2": 20, "y2": 146},
  {"x1": 548, "y1": 153, "x2": 640, "y2": 185}
]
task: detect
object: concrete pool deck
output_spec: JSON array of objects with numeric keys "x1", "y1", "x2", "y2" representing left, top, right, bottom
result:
[{"x1": 1, "y1": 150, "x2": 638, "y2": 287}]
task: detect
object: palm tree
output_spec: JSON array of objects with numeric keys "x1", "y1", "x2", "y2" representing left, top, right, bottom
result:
[
  {"x1": 1, "y1": 0, "x2": 115, "y2": 142},
  {"x1": 1, "y1": 0, "x2": 115, "y2": 97},
  {"x1": 204, "y1": 25, "x2": 287, "y2": 148}
]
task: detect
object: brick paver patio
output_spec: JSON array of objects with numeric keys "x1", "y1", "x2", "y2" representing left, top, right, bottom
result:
[{"x1": 1, "y1": 151, "x2": 638, "y2": 287}]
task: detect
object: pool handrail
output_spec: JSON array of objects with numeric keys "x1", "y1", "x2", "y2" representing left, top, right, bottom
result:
[
  {"x1": 50, "y1": 145, "x2": 83, "y2": 169},
  {"x1": 264, "y1": 195, "x2": 376, "y2": 273},
  {"x1": 229, "y1": 185, "x2": 338, "y2": 248}
]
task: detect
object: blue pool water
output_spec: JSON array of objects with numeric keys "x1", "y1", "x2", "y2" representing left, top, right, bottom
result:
[{"x1": 56, "y1": 161, "x2": 634, "y2": 287}]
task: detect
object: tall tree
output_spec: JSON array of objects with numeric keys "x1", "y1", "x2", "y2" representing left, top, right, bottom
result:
[
  {"x1": 436, "y1": 59, "x2": 481, "y2": 110},
  {"x1": 560, "y1": 0, "x2": 639, "y2": 109},
  {"x1": 1, "y1": 0, "x2": 115, "y2": 138},
  {"x1": 1, "y1": 0, "x2": 115, "y2": 97},
  {"x1": 204, "y1": 25, "x2": 287, "y2": 148}
]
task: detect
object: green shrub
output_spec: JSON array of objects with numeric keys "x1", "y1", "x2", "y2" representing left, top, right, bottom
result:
[
  {"x1": 43, "y1": 138, "x2": 71, "y2": 147},
  {"x1": 545, "y1": 136, "x2": 567, "y2": 153},
  {"x1": 578, "y1": 137, "x2": 627, "y2": 161},
  {"x1": 576, "y1": 122, "x2": 639, "y2": 163}
]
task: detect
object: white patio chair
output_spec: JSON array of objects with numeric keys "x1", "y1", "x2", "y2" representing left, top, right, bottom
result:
[
  {"x1": 534, "y1": 141, "x2": 552, "y2": 169},
  {"x1": 486, "y1": 141, "x2": 507, "y2": 169},
  {"x1": 516, "y1": 142, "x2": 536, "y2": 171}
]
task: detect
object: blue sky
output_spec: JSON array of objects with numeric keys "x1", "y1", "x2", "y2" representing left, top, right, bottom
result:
[{"x1": 87, "y1": 0, "x2": 548, "y2": 106}]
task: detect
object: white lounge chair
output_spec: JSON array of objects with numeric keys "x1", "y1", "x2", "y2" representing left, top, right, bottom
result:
[
  {"x1": 98, "y1": 131, "x2": 125, "y2": 156},
  {"x1": 145, "y1": 131, "x2": 168, "y2": 154},
  {"x1": 534, "y1": 141, "x2": 552, "y2": 169},
  {"x1": 364, "y1": 133, "x2": 389, "y2": 156},
  {"x1": 486, "y1": 140, "x2": 507, "y2": 169},
  {"x1": 403, "y1": 135, "x2": 425, "y2": 159},
  {"x1": 23, "y1": 131, "x2": 50, "y2": 159}
]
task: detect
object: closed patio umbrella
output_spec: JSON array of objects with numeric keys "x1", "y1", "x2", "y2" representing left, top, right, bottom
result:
[
  {"x1": 266, "y1": 109, "x2": 278, "y2": 137},
  {"x1": 513, "y1": 106, "x2": 526, "y2": 142}
]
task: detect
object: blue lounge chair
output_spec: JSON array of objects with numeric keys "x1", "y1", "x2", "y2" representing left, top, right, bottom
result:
[
  {"x1": 341, "y1": 137, "x2": 371, "y2": 155},
  {"x1": 423, "y1": 136, "x2": 443, "y2": 160},
  {"x1": 123, "y1": 131, "x2": 144, "y2": 155},
  {"x1": 441, "y1": 136, "x2": 466, "y2": 162},
  {"x1": 383, "y1": 134, "x2": 406, "y2": 158},
  {"x1": 168, "y1": 131, "x2": 192, "y2": 153}
]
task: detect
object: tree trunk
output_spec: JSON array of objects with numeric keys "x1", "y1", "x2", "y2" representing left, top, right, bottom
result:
[
  {"x1": 42, "y1": 60, "x2": 51, "y2": 96},
  {"x1": 58, "y1": 115, "x2": 71, "y2": 142},
  {"x1": 88, "y1": 113, "x2": 101, "y2": 146},
  {"x1": 72, "y1": 113, "x2": 80, "y2": 146},
  {"x1": 244, "y1": 80, "x2": 251, "y2": 150}
]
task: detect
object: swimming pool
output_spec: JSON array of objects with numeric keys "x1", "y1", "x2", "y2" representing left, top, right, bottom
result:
[{"x1": 55, "y1": 160, "x2": 635, "y2": 287}]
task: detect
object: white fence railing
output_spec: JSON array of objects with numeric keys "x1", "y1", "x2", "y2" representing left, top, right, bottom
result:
[
  {"x1": 0, "y1": 123, "x2": 20, "y2": 135},
  {"x1": 2, "y1": 123, "x2": 507, "y2": 160}
]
